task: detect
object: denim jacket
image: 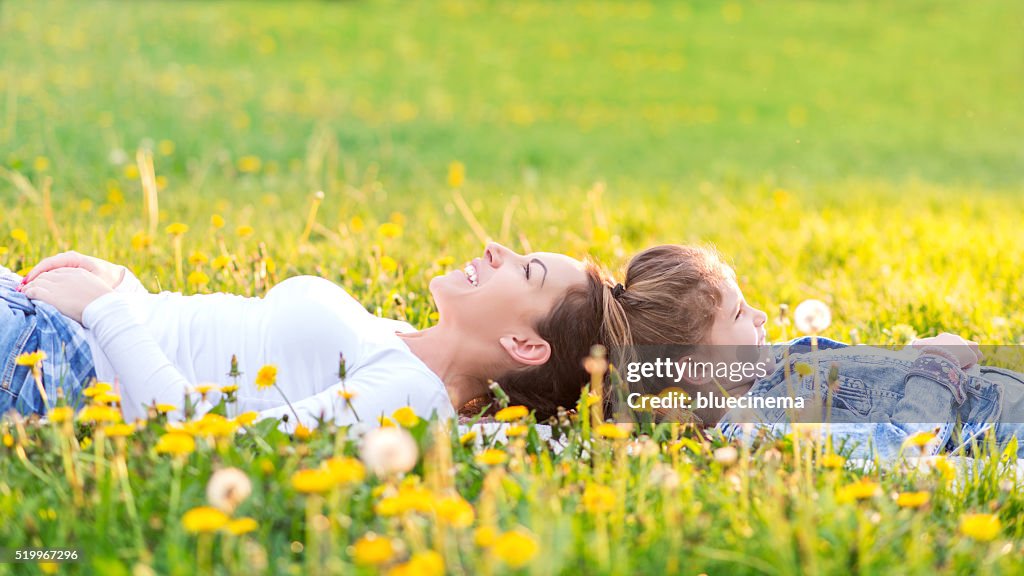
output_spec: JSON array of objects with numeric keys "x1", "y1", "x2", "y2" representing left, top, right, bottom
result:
[
  {"x1": 716, "y1": 337, "x2": 1014, "y2": 460},
  {"x1": 1, "y1": 283, "x2": 97, "y2": 416}
]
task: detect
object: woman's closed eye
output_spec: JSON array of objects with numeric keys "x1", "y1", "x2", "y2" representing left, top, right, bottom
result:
[{"x1": 523, "y1": 263, "x2": 531, "y2": 281}]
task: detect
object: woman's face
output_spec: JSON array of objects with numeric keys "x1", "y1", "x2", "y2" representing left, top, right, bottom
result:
[{"x1": 431, "y1": 242, "x2": 588, "y2": 366}]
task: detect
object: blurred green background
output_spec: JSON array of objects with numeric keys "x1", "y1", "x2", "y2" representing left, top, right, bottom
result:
[{"x1": 2, "y1": 0, "x2": 1021, "y2": 192}]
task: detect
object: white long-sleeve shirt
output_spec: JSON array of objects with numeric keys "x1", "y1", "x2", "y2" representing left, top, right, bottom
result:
[{"x1": 81, "y1": 267, "x2": 454, "y2": 427}]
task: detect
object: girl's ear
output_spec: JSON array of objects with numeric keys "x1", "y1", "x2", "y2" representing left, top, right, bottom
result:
[{"x1": 499, "y1": 335, "x2": 551, "y2": 367}]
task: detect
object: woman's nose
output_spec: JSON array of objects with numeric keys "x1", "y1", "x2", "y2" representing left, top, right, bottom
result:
[{"x1": 484, "y1": 242, "x2": 513, "y2": 268}]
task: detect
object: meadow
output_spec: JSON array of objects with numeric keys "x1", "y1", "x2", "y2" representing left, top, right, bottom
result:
[{"x1": 2, "y1": 0, "x2": 1024, "y2": 574}]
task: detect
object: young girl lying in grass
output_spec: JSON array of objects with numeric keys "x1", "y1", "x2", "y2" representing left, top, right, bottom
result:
[
  {"x1": 2, "y1": 244, "x2": 630, "y2": 430},
  {"x1": 613, "y1": 244, "x2": 1024, "y2": 460}
]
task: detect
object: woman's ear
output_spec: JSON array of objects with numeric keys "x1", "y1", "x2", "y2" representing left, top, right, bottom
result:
[{"x1": 499, "y1": 335, "x2": 551, "y2": 366}]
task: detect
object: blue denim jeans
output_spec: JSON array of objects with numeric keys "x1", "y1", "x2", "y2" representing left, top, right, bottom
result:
[{"x1": 0, "y1": 266, "x2": 97, "y2": 416}]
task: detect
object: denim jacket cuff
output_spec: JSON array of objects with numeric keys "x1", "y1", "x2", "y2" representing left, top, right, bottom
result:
[{"x1": 906, "y1": 352, "x2": 967, "y2": 405}]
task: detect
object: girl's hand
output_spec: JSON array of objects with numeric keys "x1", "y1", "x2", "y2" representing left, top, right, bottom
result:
[
  {"x1": 20, "y1": 251, "x2": 125, "y2": 290},
  {"x1": 21, "y1": 268, "x2": 114, "y2": 324},
  {"x1": 911, "y1": 332, "x2": 984, "y2": 369}
]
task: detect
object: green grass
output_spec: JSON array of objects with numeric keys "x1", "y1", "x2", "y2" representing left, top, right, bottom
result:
[
  {"x1": 1, "y1": 1, "x2": 1024, "y2": 574},
  {"x1": 2, "y1": 0, "x2": 1022, "y2": 189}
]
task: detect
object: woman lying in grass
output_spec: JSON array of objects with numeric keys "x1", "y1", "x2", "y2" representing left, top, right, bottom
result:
[
  {"x1": 614, "y1": 244, "x2": 1024, "y2": 459},
  {"x1": 1, "y1": 244, "x2": 629, "y2": 429}
]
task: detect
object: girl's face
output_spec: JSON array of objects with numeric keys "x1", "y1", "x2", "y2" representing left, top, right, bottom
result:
[
  {"x1": 705, "y1": 275, "x2": 775, "y2": 374},
  {"x1": 430, "y1": 242, "x2": 587, "y2": 366}
]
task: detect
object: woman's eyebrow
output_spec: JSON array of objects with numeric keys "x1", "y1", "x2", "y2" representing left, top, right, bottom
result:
[{"x1": 531, "y1": 258, "x2": 548, "y2": 288}]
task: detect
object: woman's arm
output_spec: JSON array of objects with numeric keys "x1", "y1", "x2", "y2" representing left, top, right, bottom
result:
[
  {"x1": 83, "y1": 292, "x2": 211, "y2": 421},
  {"x1": 22, "y1": 268, "x2": 206, "y2": 421}
]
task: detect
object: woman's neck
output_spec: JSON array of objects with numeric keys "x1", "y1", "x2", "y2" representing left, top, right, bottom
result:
[{"x1": 397, "y1": 325, "x2": 493, "y2": 409}]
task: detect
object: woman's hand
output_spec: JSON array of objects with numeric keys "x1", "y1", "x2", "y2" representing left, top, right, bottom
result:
[
  {"x1": 20, "y1": 251, "x2": 125, "y2": 290},
  {"x1": 911, "y1": 332, "x2": 983, "y2": 369},
  {"x1": 21, "y1": 268, "x2": 114, "y2": 324}
]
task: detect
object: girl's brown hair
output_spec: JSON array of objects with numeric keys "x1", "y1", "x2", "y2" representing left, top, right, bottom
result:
[
  {"x1": 616, "y1": 244, "x2": 734, "y2": 347},
  {"x1": 464, "y1": 260, "x2": 632, "y2": 422}
]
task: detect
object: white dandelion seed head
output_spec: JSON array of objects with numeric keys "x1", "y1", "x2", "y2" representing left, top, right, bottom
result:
[
  {"x1": 206, "y1": 467, "x2": 252, "y2": 514},
  {"x1": 793, "y1": 299, "x2": 832, "y2": 335},
  {"x1": 359, "y1": 426, "x2": 419, "y2": 477}
]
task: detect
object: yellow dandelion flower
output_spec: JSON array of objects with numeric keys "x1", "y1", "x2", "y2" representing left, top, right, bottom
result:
[
  {"x1": 475, "y1": 449, "x2": 508, "y2": 466},
  {"x1": 380, "y1": 255, "x2": 398, "y2": 273},
  {"x1": 188, "y1": 251, "x2": 209, "y2": 266},
  {"x1": 960, "y1": 513, "x2": 1001, "y2": 541},
  {"x1": 294, "y1": 424, "x2": 314, "y2": 440},
  {"x1": 15, "y1": 350, "x2": 46, "y2": 366},
  {"x1": 237, "y1": 156, "x2": 262, "y2": 173},
  {"x1": 80, "y1": 437, "x2": 92, "y2": 450},
  {"x1": 505, "y1": 424, "x2": 529, "y2": 437},
  {"x1": 220, "y1": 384, "x2": 239, "y2": 394},
  {"x1": 83, "y1": 382, "x2": 113, "y2": 397},
  {"x1": 123, "y1": 164, "x2": 140, "y2": 179},
  {"x1": 447, "y1": 161, "x2": 465, "y2": 188},
  {"x1": 595, "y1": 422, "x2": 630, "y2": 440},
  {"x1": 3, "y1": 432, "x2": 15, "y2": 448},
  {"x1": 154, "y1": 403, "x2": 178, "y2": 414},
  {"x1": 794, "y1": 362, "x2": 814, "y2": 377},
  {"x1": 324, "y1": 456, "x2": 366, "y2": 485},
  {"x1": 351, "y1": 533, "x2": 394, "y2": 566},
  {"x1": 211, "y1": 255, "x2": 231, "y2": 271},
  {"x1": 48, "y1": 406, "x2": 74, "y2": 424},
  {"x1": 349, "y1": 216, "x2": 365, "y2": 233},
  {"x1": 155, "y1": 432, "x2": 196, "y2": 456},
  {"x1": 376, "y1": 222, "x2": 402, "y2": 239},
  {"x1": 234, "y1": 411, "x2": 258, "y2": 426},
  {"x1": 165, "y1": 222, "x2": 189, "y2": 236},
  {"x1": 435, "y1": 495, "x2": 475, "y2": 528},
  {"x1": 193, "y1": 413, "x2": 238, "y2": 438},
  {"x1": 223, "y1": 517, "x2": 258, "y2": 536},
  {"x1": 494, "y1": 405, "x2": 529, "y2": 422},
  {"x1": 182, "y1": 506, "x2": 229, "y2": 534},
  {"x1": 255, "y1": 365, "x2": 277, "y2": 390},
  {"x1": 33, "y1": 156, "x2": 50, "y2": 171},
  {"x1": 338, "y1": 388, "x2": 357, "y2": 400},
  {"x1": 391, "y1": 406, "x2": 420, "y2": 428},
  {"x1": 388, "y1": 551, "x2": 444, "y2": 576},
  {"x1": 10, "y1": 228, "x2": 29, "y2": 244},
  {"x1": 77, "y1": 404, "x2": 122, "y2": 424},
  {"x1": 459, "y1": 430, "x2": 477, "y2": 445},
  {"x1": 93, "y1": 392, "x2": 122, "y2": 405},
  {"x1": 187, "y1": 270, "x2": 210, "y2": 287},
  {"x1": 581, "y1": 484, "x2": 616, "y2": 514},
  {"x1": 903, "y1": 430, "x2": 938, "y2": 448},
  {"x1": 158, "y1": 140, "x2": 175, "y2": 156},
  {"x1": 236, "y1": 225, "x2": 254, "y2": 238},
  {"x1": 291, "y1": 469, "x2": 335, "y2": 494},
  {"x1": 131, "y1": 232, "x2": 152, "y2": 251},
  {"x1": 102, "y1": 423, "x2": 135, "y2": 438},
  {"x1": 474, "y1": 525, "x2": 498, "y2": 548},
  {"x1": 837, "y1": 479, "x2": 880, "y2": 503},
  {"x1": 192, "y1": 383, "x2": 216, "y2": 396},
  {"x1": 896, "y1": 491, "x2": 931, "y2": 508},
  {"x1": 820, "y1": 453, "x2": 847, "y2": 469},
  {"x1": 210, "y1": 214, "x2": 225, "y2": 229},
  {"x1": 492, "y1": 529, "x2": 539, "y2": 568}
]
